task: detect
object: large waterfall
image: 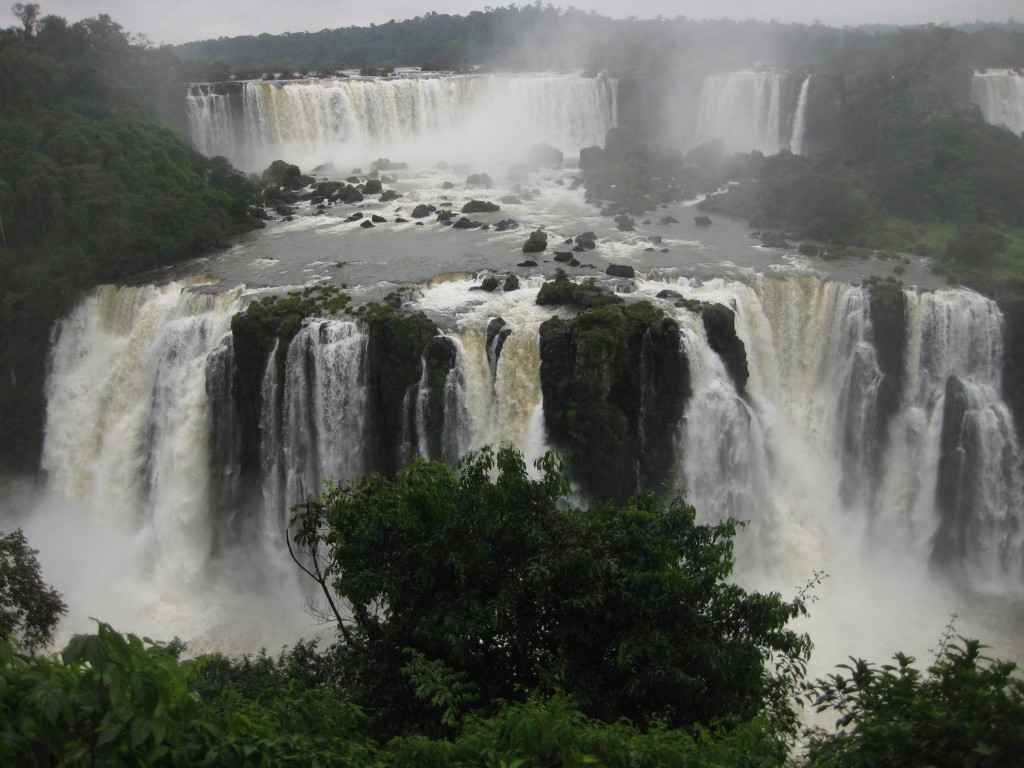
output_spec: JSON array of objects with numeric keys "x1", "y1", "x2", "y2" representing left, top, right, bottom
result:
[
  {"x1": 27, "y1": 272, "x2": 1023, "y2": 655},
  {"x1": 971, "y1": 70, "x2": 1024, "y2": 136},
  {"x1": 186, "y1": 74, "x2": 617, "y2": 171},
  {"x1": 694, "y1": 71, "x2": 808, "y2": 155}
]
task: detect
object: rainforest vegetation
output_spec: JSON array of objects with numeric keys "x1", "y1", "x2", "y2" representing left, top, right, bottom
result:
[
  {"x1": 0, "y1": 6, "x2": 262, "y2": 471},
  {"x1": 3, "y1": 448, "x2": 1024, "y2": 766}
]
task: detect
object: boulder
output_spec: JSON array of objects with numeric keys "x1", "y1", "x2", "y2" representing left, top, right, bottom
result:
[
  {"x1": 465, "y1": 173, "x2": 493, "y2": 187},
  {"x1": 522, "y1": 229, "x2": 548, "y2": 254},
  {"x1": 461, "y1": 199, "x2": 500, "y2": 214},
  {"x1": 553, "y1": 252, "x2": 573, "y2": 263},
  {"x1": 380, "y1": 189, "x2": 402, "y2": 202},
  {"x1": 411, "y1": 204, "x2": 436, "y2": 219},
  {"x1": 527, "y1": 142, "x2": 564, "y2": 167},
  {"x1": 452, "y1": 217, "x2": 482, "y2": 229},
  {"x1": 606, "y1": 264, "x2": 635, "y2": 278},
  {"x1": 694, "y1": 215, "x2": 712, "y2": 227}
]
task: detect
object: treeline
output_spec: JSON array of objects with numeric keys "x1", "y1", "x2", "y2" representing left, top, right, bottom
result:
[
  {"x1": 0, "y1": 7, "x2": 261, "y2": 472},
  {"x1": 174, "y1": 6, "x2": 852, "y2": 78},
  {"x1": 2, "y1": 449, "x2": 1023, "y2": 766},
  {"x1": 173, "y1": 6, "x2": 1024, "y2": 83}
]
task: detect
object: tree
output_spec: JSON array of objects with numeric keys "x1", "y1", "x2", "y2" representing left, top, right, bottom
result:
[
  {"x1": 805, "y1": 635, "x2": 1024, "y2": 767},
  {"x1": 10, "y1": 3, "x2": 39, "y2": 36},
  {"x1": 290, "y1": 445, "x2": 812, "y2": 738},
  {"x1": 0, "y1": 528, "x2": 66, "y2": 650}
]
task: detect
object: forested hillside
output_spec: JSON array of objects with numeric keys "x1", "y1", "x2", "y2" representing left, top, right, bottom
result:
[{"x1": 0, "y1": 6, "x2": 260, "y2": 472}]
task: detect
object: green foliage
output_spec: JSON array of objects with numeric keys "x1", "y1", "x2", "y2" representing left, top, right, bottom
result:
[
  {"x1": 260, "y1": 159, "x2": 312, "y2": 190},
  {"x1": 0, "y1": 12, "x2": 262, "y2": 472},
  {"x1": 536, "y1": 273, "x2": 623, "y2": 309},
  {"x1": 389, "y1": 696, "x2": 791, "y2": 767},
  {"x1": 290, "y1": 446, "x2": 811, "y2": 739},
  {"x1": 461, "y1": 199, "x2": 500, "y2": 214},
  {"x1": 522, "y1": 229, "x2": 548, "y2": 253},
  {"x1": 0, "y1": 528, "x2": 66, "y2": 650},
  {"x1": 805, "y1": 636, "x2": 1024, "y2": 767}
]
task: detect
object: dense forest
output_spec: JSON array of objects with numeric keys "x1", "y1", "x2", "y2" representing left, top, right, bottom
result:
[{"x1": 0, "y1": 5, "x2": 262, "y2": 472}]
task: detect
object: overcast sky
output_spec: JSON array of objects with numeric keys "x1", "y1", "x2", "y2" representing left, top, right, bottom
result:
[{"x1": 28, "y1": 1, "x2": 1023, "y2": 46}]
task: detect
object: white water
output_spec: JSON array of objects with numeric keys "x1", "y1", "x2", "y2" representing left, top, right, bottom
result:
[
  {"x1": 971, "y1": 70, "x2": 1024, "y2": 136},
  {"x1": 187, "y1": 74, "x2": 617, "y2": 171},
  {"x1": 695, "y1": 71, "x2": 789, "y2": 154},
  {"x1": 790, "y1": 75, "x2": 812, "y2": 156},
  {"x1": 11, "y1": 269, "x2": 1022, "y2": 671}
]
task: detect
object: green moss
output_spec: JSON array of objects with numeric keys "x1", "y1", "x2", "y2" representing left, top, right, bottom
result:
[{"x1": 536, "y1": 273, "x2": 623, "y2": 308}]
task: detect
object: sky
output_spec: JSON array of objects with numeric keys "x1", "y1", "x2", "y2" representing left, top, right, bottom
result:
[{"x1": 26, "y1": 1, "x2": 1023, "y2": 46}]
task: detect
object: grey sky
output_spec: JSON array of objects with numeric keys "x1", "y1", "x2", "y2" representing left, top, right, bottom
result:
[{"x1": 28, "y1": 1, "x2": 1023, "y2": 46}]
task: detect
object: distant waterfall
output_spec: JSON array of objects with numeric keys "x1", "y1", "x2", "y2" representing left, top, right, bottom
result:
[
  {"x1": 971, "y1": 70, "x2": 1024, "y2": 136},
  {"x1": 186, "y1": 74, "x2": 617, "y2": 171},
  {"x1": 695, "y1": 71, "x2": 803, "y2": 154},
  {"x1": 790, "y1": 75, "x2": 812, "y2": 155}
]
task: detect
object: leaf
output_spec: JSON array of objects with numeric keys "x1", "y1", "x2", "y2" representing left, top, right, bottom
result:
[{"x1": 28, "y1": 679, "x2": 65, "y2": 724}]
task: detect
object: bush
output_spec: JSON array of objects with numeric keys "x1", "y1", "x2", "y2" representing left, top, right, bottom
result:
[{"x1": 805, "y1": 636, "x2": 1024, "y2": 767}]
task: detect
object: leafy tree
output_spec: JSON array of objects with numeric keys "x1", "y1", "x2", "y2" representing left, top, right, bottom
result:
[
  {"x1": 805, "y1": 635, "x2": 1024, "y2": 767},
  {"x1": 291, "y1": 445, "x2": 812, "y2": 738},
  {"x1": 0, "y1": 527, "x2": 65, "y2": 651}
]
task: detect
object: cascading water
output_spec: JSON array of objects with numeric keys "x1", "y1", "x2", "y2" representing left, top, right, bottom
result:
[
  {"x1": 695, "y1": 71, "x2": 797, "y2": 154},
  {"x1": 789, "y1": 75, "x2": 812, "y2": 156},
  {"x1": 15, "y1": 262, "x2": 1023, "y2": 664},
  {"x1": 971, "y1": 70, "x2": 1024, "y2": 136},
  {"x1": 186, "y1": 74, "x2": 617, "y2": 171}
]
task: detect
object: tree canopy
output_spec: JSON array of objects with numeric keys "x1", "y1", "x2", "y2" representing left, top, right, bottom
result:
[{"x1": 290, "y1": 445, "x2": 812, "y2": 738}]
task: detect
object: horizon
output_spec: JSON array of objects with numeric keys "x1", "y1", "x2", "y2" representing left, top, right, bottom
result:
[{"x1": 25, "y1": 1, "x2": 1024, "y2": 47}]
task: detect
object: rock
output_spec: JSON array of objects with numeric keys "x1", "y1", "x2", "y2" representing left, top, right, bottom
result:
[
  {"x1": 346, "y1": 176, "x2": 361, "y2": 183},
  {"x1": 465, "y1": 173, "x2": 493, "y2": 187},
  {"x1": 760, "y1": 231, "x2": 790, "y2": 249},
  {"x1": 647, "y1": 236, "x2": 662, "y2": 244},
  {"x1": 503, "y1": 275, "x2": 520, "y2": 291},
  {"x1": 527, "y1": 142, "x2": 564, "y2": 167},
  {"x1": 441, "y1": 181, "x2": 455, "y2": 189},
  {"x1": 615, "y1": 214, "x2": 635, "y2": 232},
  {"x1": 500, "y1": 195, "x2": 522, "y2": 205},
  {"x1": 495, "y1": 219, "x2": 520, "y2": 232},
  {"x1": 394, "y1": 217, "x2": 408, "y2": 223},
  {"x1": 411, "y1": 204, "x2": 436, "y2": 219},
  {"x1": 380, "y1": 189, "x2": 402, "y2": 202},
  {"x1": 659, "y1": 216, "x2": 679, "y2": 225},
  {"x1": 452, "y1": 217, "x2": 482, "y2": 229},
  {"x1": 656, "y1": 289, "x2": 684, "y2": 301},
  {"x1": 694, "y1": 215, "x2": 712, "y2": 227},
  {"x1": 360, "y1": 220, "x2": 374, "y2": 228},
  {"x1": 461, "y1": 199, "x2": 500, "y2": 214},
  {"x1": 606, "y1": 264, "x2": 635, "y2": 278},
  {"x1": 517, "y1": 260, "x2": 538, "y2": 267},
  {"x1": 553, "y1": 252, "x2": 573, "y2": 263},
  {"x1": 362, "y1": 179, "x2": 383, "y2": 194},
  {"x1": 480, "y1": 276, "x2": 500, "y2": 292},
  {"x1": 371, "y1": 214, "x2": 387, "y2": 223},
  {"x1": 345, "y1": 212, "x2": 364, "y2": 222},
  {"x1": 522, "y1": 229, "x2": 548, "y2": 254}
]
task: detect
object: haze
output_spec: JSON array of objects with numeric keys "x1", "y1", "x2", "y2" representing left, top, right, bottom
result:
[{"x1": 31, "y1": 1, "x2": 1023, "y2": 46}]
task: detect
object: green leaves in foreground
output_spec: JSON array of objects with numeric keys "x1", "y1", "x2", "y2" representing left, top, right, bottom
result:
[
  {"x1": 805, "y1": 636, "x2": 1024, "y2": 767},
  {"x1": 291, "y1": 445, "x2": 812, "y2": 738}
]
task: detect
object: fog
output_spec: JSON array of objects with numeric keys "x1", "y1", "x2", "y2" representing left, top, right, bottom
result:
[{"x1": 31, "y1": 0, "x2": 1023, "y2": 47}]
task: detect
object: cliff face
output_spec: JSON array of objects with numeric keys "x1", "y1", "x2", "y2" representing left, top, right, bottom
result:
[
  {"x1": 539, "y1": 301, "x2": 689, "y2": 504},
  {"x1": 993, "y1": 285, "x2": 1024, "y2": 442}
]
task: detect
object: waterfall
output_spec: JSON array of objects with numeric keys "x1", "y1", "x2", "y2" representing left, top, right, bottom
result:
[
  {"x1": 971, "y1": 70, "x2": 1024, "y2": 136},
  {"x1": 696, "y1": 71, "x2": 787, "y2": 154},
  {"x1": 23, "y1": 272, "x2": 1024, "y2": 652},
  {"x1": 186, "y1": 74, "x2": 617, "y2": 171},
  {"x1": 281, "y1": 320, "x2": 369, "y2": 507},
  {"x1": 790, "y1": 75, "x2": 812, "y2": 155}
]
